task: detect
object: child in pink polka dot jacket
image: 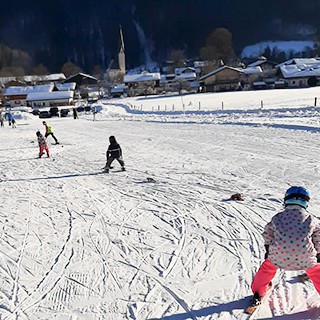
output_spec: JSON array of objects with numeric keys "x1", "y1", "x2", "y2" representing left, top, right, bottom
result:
[{"x1": 251, "y1": 186, "x2": 320, "y2": 303}]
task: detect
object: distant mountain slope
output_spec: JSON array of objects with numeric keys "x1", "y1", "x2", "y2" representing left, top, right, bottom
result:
[{"x1": 0, "y1": 0, "x2": 319, "y2": 71}]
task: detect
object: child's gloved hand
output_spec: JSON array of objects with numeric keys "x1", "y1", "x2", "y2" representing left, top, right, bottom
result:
[{"x1": 317, "y1": 253, "x2": 320, "y2": 262}]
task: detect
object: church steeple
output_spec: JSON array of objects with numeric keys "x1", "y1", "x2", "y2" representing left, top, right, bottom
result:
[{"x1": 118, "y1": 25, "x2": 126, "y2": 74}]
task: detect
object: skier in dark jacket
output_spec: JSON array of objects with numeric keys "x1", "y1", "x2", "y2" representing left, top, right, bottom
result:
[{"x1": 104, "y1": 136, "x2": 125, "y2": 173}]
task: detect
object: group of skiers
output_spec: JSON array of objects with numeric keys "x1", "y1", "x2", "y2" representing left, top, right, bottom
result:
[
  {"x1": 36, "y1": 121, "x2": 125, "y2": 173},
  {"x1": 36, "y1": 121, "x2": 59, "y2": 158},
  {"x1": 0, "y1": 112, "x2": 16, "y2": 128},
  {"x1": 34, "y1": 120, "x2": 320, "y2": 312}
]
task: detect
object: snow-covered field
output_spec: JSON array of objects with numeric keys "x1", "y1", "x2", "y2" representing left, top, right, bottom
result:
[{"x1": 1, "y1": 87, "x2": 320, "y2": 319}]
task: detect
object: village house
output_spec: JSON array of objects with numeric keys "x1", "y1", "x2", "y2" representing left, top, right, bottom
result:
[
  {"x1": 64, "y1": 72, "x2": 99, "y2": 100},
  {"x1": 26, "y1": 91, "x2": 74, "y2": 108},
  {"x1": 199, "y1": 66, "x2": 245, "y2": 92},
  {"x1": 64, "y1": 72, "x2": 98, "y2": 87},
  {"x1": 247, "y1": 57, "x2": 278, "y2": 74},
  {"x1": 240, "y1": 66, "x2": 263, "y2": 89},
  {"x1": 2, "y1": 82, "x2": 76, "y2": 108},
  {"x1": 123, "y1": 71, "x2": 161, "y2": 96},
  {"x1": 55, "y1": 82, "x2": 77, "y2": 91},
  {"x1": 109, "y1": 84, "x2": 127, "y2": 98},
  {"x1": 3, "y1": 84, "x2": 55, "y2": 107},
  {"x1": 276, "y1": 63, "x2": 320, "y2": 88},
  {"x1": 160, "y1": 67, "x2": 199, "y2": 93}
]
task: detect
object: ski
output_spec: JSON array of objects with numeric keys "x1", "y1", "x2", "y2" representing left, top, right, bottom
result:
[
  {"x1": 245, "y1": 283, "x2": 272, "y2": 314},
  {"x1": 245, "y1": 295, "x2": 264, "y2": 314},
  {"x1": 101, "y1": 166, "x2": 125, "y2": 173}
]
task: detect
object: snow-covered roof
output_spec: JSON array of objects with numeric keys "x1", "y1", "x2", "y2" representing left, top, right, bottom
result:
[
  {"x1": 123, "y1": 72, "x2": 161, "y2": 83},
  {"x1": 279, "y1": 64, "x2": 320, "y2": 78},
  {"x1": 199, "y1": 66, "x2": 243, "y2": 81},
  {"x1": 175, "y1": 72, "x2": 197, "y2": 80},
  {"x1": 193, "y1": 61, "x2": 207, "y2": 67},
  {"x1": 175, "y1": 67, "x2": 196, "y2": 75},
  {"x1": 277, "y1": 58, "x2": 320, "y2": 68},
  {"x1": 242, "y1": 66, "x2": 263, "y2": 75},
  {"x1": 24, "y1": 73, "x2": 66, "y2": 82},
  {"x1": 110, "y1": 84, "x2": 127, "y2": 93},
  {"x1": 160, "y1": 72, "x2": 197, "y2": 83},
  {"x1": 247, "y1": 60, "x2": 276, "y2": 68},
  {"x1": 55, "y1": 82, "x2": 76, "y2": 91},
  {"x1": 0, "y1": 73, "x2": 66, "y2": 86},
  {"x1": 65, "y1": 72, "x2": 98, "y2": 82},
  {"x1": 26, "y1": 91, "x2": 74, "y2": 101},
  {"x1": 4, "y1": 84, "x2": 54, "y2": 96}
]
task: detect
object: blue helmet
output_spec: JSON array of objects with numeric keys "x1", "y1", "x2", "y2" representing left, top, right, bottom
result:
[{"x1": 284, "y1": 186, "x2": 310, "y2": 209}]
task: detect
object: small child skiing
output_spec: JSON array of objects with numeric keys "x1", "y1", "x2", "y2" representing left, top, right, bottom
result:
[
  {"x1": 36, "y1": 131, "x2": 50, "y2": 158},
  {"x1": 11, "y1": 117, "x2": 16, "y2": 128},
  {"x1": 104, "y1": 135, "x2": 125, "y2": 173},
  {"x1": 248, "y1": 186, "x2": 320, "y2": 313},
  {"x1": 43, "y1": 121, "x2": 59, "y2": 144},
  {"x1": 0, "y1": 113, "x2": 4, "y2": 127}
]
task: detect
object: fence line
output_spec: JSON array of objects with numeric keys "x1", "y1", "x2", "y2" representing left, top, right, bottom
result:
[{"x1": 133, "y1": 97, "x2": 319, "y2": 112}]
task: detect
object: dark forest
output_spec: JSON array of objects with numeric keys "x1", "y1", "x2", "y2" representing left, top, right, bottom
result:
[{"x1": 0, "y1": 0, "x2": 319, "y2": 72}]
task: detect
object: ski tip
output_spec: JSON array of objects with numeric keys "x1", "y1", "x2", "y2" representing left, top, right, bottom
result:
[{"x1": 245, "y1": 306, "x2": 258, "y2": 314}]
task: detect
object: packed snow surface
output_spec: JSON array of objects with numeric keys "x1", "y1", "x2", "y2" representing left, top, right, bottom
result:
[{"x1": 1, "y1": 87, "x2": 320, "y2": 319}]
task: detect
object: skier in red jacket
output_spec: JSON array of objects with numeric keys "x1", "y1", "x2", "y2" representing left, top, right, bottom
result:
[{"x1": 36, "y1": 131, "x2": 50, "y2": 158}]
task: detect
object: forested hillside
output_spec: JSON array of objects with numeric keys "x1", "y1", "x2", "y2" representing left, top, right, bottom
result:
[{"x1": 0, "y1": 0, "x2": 319, "y2": 73}]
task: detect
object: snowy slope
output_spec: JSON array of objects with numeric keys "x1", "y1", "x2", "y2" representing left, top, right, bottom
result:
[
  {"x1": 1, "y1": 87, "x2": 320, "y2": 319},
  {"x1": 241, "y1": 40, "x2": 315, "y2": 59}
]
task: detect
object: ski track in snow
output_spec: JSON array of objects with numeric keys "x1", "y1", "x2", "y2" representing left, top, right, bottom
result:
[{"x1": 1, "y1": 88, "x2": 320, "y2": 319}]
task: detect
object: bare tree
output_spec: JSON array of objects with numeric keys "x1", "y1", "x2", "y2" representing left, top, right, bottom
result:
[
  {"x1": 200, "y1": 28, "x2": 235, "y2": 64},
  {"x1": 33, "y1": 63, "x2": 49, "y2": 75},
  {"x1": 11, "y1": 49, "x2": 32, "y2": 73},
  {"x1": 0, "y1": 66, "x2": 26, "y2": 77},
  {"x1": 0, "y1": 43, "x2": 32, "y2": 74},
  {"x1": 61, "y1": 61, "x2": 82, "y2": 77},
  {"x1": 166, "y1": 49, "x2": 186, "y2": 73}
]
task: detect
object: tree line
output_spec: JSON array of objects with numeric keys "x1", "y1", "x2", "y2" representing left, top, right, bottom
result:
[{"x1": 0, "y1": 27, "x2": 319, "y2": 78}]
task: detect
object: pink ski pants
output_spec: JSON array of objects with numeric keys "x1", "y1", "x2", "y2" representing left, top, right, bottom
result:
[
  {"x1": 251, "y1": 258, "x2": 320, "y2": 296},
  {"x1": 39, "y1": 145, "x2": 50, "y2": 158}
]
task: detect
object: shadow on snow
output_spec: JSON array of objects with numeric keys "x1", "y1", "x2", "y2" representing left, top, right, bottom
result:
[
  {"x1": 0, "y1": 172, "x2": 104, "y2": 183},
  {"x1": 147, "y1": 295, "x2": 320, "y2": 320},
  {"x1": 147, "y1": 296, "x2": 251, "y2": 320}
]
